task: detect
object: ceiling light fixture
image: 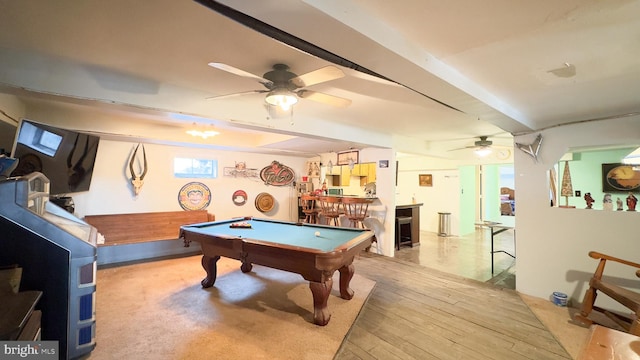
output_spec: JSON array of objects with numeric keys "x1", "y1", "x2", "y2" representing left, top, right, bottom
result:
[
  {"x1": 186, "y1": 123, "x2": 219, "y2": 139},
  {"x1": 474, "y1": 147, "x2": 492, "y2": 157},
  {"x1": 265, "y1": 88, "x2": 298, "y2": 111}
]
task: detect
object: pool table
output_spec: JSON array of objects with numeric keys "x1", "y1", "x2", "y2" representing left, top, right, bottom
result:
[{"x1": 179, "y1": 217, "x2": 373, "y2": 326}]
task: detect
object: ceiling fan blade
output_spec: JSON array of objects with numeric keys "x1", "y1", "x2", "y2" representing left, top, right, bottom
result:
[
  {"x1": 206, "y1": 89, "x2": 268, "y2": 100},
  {"x1": 297, "y1": 90, "x2": 352, "y2": 108},
  {"x1": 207, "y1": 62, "x2": 273, "y2": 87},
  {"x1": 448, "y1": 146, "x2": 477, "y2": 152},
  {"x1": 290, "y1": 66, "x2": 345, "y2": 88}
]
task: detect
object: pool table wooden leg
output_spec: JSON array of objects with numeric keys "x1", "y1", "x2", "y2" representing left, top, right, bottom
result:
[
  {"x1": 240, "y1": 252, "x2": 253, "y2": 273},
  {"x1": 200, "y1": 255, "x2": 220, "y2": 288},
  {"x1": 338, "y1": 263, "x2": 355, "y2": 300},
  {"x1": 309, "y1": 274, "x2": 333, "y2": 326}
]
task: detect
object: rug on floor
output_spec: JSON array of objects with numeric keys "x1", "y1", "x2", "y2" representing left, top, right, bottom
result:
[{"x1": 91, "y1": 255, "x2": 376, "y2": 360}]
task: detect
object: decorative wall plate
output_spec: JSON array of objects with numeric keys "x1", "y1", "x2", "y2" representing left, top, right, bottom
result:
[
  {"x1": 232, "y1": 190, "x2": 247, "y2": 206},
  {"x1": 178, "y1": 182, "x2": 211, "y2": 210},
  {"x1": 604, "y1": 164, "x2": 640, "y2": 191},
  {"x1": 255, "y1": 192, "x2": 275, "y2": 212}
]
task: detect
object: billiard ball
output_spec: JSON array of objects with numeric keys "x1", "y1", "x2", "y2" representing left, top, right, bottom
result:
[{"x1": 314, "y1": 231, "x2": 320, "y2": 237}]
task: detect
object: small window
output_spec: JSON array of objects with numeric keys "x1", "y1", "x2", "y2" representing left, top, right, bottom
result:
[{"x1": 174, "y1": 157, "x2": 217, "y2": 179}]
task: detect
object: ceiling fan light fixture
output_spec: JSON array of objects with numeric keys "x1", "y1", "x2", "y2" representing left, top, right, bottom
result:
[
  {"x1": 265, "y1": 88, "x2": 298, "y2": 111},
  {"x1": 474, "y1": 147, "x2": 492, "y2": 157},
  {"x1": 186, "y1": 123, "x2": 219, "y2": 139}
]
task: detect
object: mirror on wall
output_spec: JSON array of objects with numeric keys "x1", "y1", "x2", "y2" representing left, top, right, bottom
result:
[{"x1": 550, "y1": 146, "x2": 640, "y2": 211}]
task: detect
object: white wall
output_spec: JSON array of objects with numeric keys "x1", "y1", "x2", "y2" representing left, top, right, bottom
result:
[
  {"x1": 360, "y1": 148, "x2": 395, "y2": 256},
  {"x1": 71, "y1": 139, "x2": 306, "y2": 222},
  {"x1": 396, "y1": 156, "x2": 462, "y2": 234},
  {"x1": 515, "y1": 116, "x2": 640, "y2": 310}
]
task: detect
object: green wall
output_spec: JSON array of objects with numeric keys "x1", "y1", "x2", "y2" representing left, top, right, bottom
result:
[
  {"x1": 483, "y1": 165, "x2": 502, "y2": 221},
  {"x1": 459, "y1": 165, "x2": 477, "y2": 235},
  {"x1": 558, "y1": 148, "x2": 635, "y2": 209}
]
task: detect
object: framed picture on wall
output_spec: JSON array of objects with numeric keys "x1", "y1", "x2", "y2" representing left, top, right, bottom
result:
[
  {"x1": 337, "y1": 150, "x2": 359, "y2": 166},
  {"x1": 419, "y1": 174, "x2": 433, "y2": 187},
  {"x1": 602, "y1": 163, "x2": 640, "y2": 192}
]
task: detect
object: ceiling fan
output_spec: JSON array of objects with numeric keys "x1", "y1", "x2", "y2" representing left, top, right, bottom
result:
[
  {"x1": 449, "y1": 136, "x2": 502, "y2": 157},
  {"x1": 206, "y1": 63, "x2": 352, "y2": 110}
]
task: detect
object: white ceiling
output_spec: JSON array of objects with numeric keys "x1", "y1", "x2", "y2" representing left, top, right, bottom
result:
[{"x1": 0, "y1": 0, "x2": 638, "y2": 158}]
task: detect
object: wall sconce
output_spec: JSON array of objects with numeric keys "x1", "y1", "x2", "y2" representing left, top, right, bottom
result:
[{"x1": 186, "y1": 123, "x2": 219, "y2": 139}]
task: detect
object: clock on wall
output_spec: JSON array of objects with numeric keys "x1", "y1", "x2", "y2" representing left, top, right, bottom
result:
[{"x1": 496, "y1": 149, "x2": 511, "y2": 160}]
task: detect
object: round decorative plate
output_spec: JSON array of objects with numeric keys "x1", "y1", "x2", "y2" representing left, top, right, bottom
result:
[
  {"x1": 606, "y1": 165, "x2": 640, "y2": 191},
  {"x1": 178, "y1": 182, "x2": 211, "y2": 211},
  {"x1": 232, "y1": 190, "x2": 247, "y2": 206},
  {"x1": 255, "y1": 192, "x2": 275, "y2": 212}
]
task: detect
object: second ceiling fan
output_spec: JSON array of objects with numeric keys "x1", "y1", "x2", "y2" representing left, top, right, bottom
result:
[
  {"x1": 449, "y1": 136, "x2": 509, "y2": 157},
  {"x1": 207, "y1": 63, "x2": 352, "y2": 110}
]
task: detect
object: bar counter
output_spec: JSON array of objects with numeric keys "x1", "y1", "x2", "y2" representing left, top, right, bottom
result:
[{"x1": 395, "y1": 203, "x2": 423, "y2": 246}]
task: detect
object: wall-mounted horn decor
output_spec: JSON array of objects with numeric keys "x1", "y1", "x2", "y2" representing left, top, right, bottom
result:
[{"x1": 128, "y1": 143, "x2": 147, "y2": 196}]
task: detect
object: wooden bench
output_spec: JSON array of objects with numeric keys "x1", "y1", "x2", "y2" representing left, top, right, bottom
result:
[{"x1": 84, "y1": 210, "x2": 215, "y2": 246}]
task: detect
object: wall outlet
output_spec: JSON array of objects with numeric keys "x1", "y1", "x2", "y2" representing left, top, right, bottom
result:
[{"x1": 575, "y1": 190, "x2": 581, "y2": 197}]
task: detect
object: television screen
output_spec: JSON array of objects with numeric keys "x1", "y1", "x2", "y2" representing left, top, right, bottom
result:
[{"x1": 10, "y1": 119, "x2": 100, "y2": 195}]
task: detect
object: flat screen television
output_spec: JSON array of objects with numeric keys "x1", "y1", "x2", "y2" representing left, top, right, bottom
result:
[{"x1": 10, "y1": 119, "x2": 100, "y2": 195}]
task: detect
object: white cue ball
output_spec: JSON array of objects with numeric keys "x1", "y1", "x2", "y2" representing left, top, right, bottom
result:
[{"x1": 314, "y1": 231, "x2": 320, "y2": 237}]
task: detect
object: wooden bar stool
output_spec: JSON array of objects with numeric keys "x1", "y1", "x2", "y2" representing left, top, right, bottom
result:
[
  {"x1": 300, "y1": 194, "x2": 319, "y2": 224},
  {"x1": 317, "y1": 196, "x2": 342, "y2": 226},
  {"x1": 395, "y1": 216, "x2": 413, "y2": 250},
  {"x1": 341, "y1": 197, "x2": 374, "y2": 228}
]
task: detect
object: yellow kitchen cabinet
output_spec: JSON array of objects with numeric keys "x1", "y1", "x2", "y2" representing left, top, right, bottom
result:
[
  {"x1": 367, "y1": 162, "x2": 376, "y2": 182},
  {"x1": 351, "y1": 163, "x2": 362, "y2": 176},
  {"x1": 326, "y1": 165, "x2": 341, "y2": 175},
  {"x1": 359, "y1": 162, "x2": 376, "y2": 185},
  {"x1": 339, "y1": 165, "x2": 351, "y2": 186}
]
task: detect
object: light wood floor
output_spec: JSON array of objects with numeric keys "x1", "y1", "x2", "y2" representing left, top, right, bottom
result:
[
  {"x1": 394, "y1": 226, "x2": 516, "y2": 285},
  {"x1": 335, "y1": 227, "x2": 576, "y2": 359}
]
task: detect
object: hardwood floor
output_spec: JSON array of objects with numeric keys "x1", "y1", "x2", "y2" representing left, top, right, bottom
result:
[{"x1": 335, "y1": 227, "x2": 572, "y2": 359}]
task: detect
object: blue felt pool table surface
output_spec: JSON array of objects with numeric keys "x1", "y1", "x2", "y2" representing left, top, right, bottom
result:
[{"x1": 183, "y1": 217, "x2": 369, "y2": 252}]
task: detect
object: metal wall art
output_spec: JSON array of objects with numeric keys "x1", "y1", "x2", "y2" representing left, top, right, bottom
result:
[
  {"x1": 516, "y1": 134, "x2": 542, "y2": 162},
  {"x1": 260, "y1": 160, "x2": 295, "y2": 186},
  {"x1": 223, "y1": 161, "x2": 260, "y2": 179}
]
